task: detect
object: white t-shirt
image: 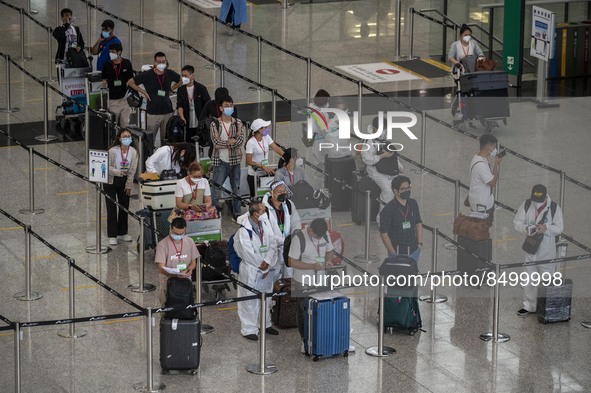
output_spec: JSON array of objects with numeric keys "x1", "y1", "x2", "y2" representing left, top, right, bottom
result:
[
  {"x1": 245, "y1": 135, "x2": 274, "y2": 175},
  {"x1": 145, "y1": 146, "x2": 180, "y2": 174},
  {"x1": 468, "y1": 155, "x2": 494, "y2": 211},
  {"x1": 289, "y1": 228, "x2": 334, "y2": 284},
  {"x1": 175, "y1": 177, "x2": 211, "y2": 198},
  {"x1": 219, "y1": 121, "x2": 231, "y2": 163}
]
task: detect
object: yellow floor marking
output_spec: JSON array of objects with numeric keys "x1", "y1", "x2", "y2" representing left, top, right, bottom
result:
[
  {"x1": 421, "y1": 58, "x2": 452, "y2": 72},
  {"x1": 0, "y1": 226, "x2": 22, "y2": 231},
  {"x1": 60, "y1": 285, "x2": 98, "y2": 291},
  {"x1": 336, "y1": 223, "x2": 355, "y2": 227},
  {"x1": 217, "y1": 306, "x2": 238, "y2": 311},
  {"x1": 0, "y1": 332, "x2": 14, "y2": 337},
  {"x1": 434, "y1": 212, "x2": 453, "y2": 217},
  {"x1": 101, "y1": 317, "x2": 142, "y2": 325},
  {"x1": 385, "y1": 61, "x2": 431, "y2": 81},
  {"x1": 0, "y1": 145, "x2": 20, "y2": 149},
  {"x1": 56, "y1": 190, "x2": 89, "y2": 196},
  {"x1": 31, "y1": 254, "x2": 58, "y2": 261}
]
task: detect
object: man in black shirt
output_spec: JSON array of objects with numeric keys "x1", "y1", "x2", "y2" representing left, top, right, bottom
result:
[
  {"x1": 101, "y1": 42, "x2": 134, "y2": 128},
  {"x1": 127, "y1": 51, "x2": 182, "y2": 148},
  {"x1": 177, "y1": 65, "x2": 211, "y2": 143},
  {"x1": 379, "y1": 175, "x2": 423, "y2": 262}
]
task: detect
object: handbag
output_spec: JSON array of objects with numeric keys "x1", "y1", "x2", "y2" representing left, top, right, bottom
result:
[
  {"x1": 66, "y1": 48, "x2": 89, "y2": 68},
  {"x1": 521, "y1": 207, "x2": 551, "y2": 255},
  {"x1": 453, "y1": 214, "x2": 490, "y2": 241},
  {"x1": 476, "y1": 58, "x2": 497, "y2": 71}
]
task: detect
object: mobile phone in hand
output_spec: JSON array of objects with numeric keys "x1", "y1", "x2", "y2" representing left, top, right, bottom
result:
[{"x1": 498, "y1": 147, "x2": 507, "y2": 158}]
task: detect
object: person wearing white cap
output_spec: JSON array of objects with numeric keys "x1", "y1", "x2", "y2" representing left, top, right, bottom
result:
[
  {"x1": 514, "y1": 184, "x2": 564, "y2": 317},
  {"x1": 245, "y1": 119, "x2": 284, "y2": 198}
]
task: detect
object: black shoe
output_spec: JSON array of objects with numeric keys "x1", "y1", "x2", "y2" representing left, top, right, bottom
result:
[
  {"x1": 265, "y1": 327, "x2": 279, "y2": 335},
  {"x1": 244, "y1": 334, "x2": 258, "y2": 341},
  {"x1": 517, "y1": 308, "x2": 533, "y2": 317}
]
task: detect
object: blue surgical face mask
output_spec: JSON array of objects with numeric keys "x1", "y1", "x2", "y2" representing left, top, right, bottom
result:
[
  {"x1": 121, "y1": 137, "x2": 132, "y2": 146},
  {"x1": 223, "y1": 107, "x2": 234, "y2": 116},
  {"x1": 102, "y1": 31, "x2": 110, "y2": 39},
  {"x1": 171, "y1": 234, "x2": 184, "y2": 241}
]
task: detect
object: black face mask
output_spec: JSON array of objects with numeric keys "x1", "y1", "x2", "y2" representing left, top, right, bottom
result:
[
  {"x1": 277, "y1": 194, "x2": 287, "y2": 203},
  {"x1": 399, "y1": 190, "x2": 411, "y2": 200}
]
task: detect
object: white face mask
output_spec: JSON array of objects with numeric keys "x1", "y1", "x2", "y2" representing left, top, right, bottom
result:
[
  {"x1": 258, "y1": 213, "x2": 269, "y2": 223},
  {"x1": 295, "y1": 158, "x2": 304, "y2": 167},
  {"x1": 534, "y1": 200, "x2": 546, "y2": 209},
  {"x1": 463, "y1": 35, "x2": 471, "y2": 43},
  {"x1": 191, "y1": 177, "x2": 201, "y2": 183},
  {"x1": 181, "y1": 77, "x2": 190, "y2": 85},
  {"x1": 156, "y1": 63, "x2": 167, "y2": 72},
  {"x1": 490, "y1": 148, "x2": 497, "y2": 157},
  {"x1": 109, "y1": 53, "x2": 118, "y2": 61}
]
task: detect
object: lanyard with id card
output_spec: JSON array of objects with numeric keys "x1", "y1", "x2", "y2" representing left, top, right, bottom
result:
[
  {"x1": 156, "y1": 71, "x2": 166, "y2": 97},
  {"x1": 399, "y1": 203, "x2": 411, "y2": 230}
]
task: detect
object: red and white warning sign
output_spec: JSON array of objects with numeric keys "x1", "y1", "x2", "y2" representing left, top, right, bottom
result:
[{"x1": 336, "y1": 62, "x2": 421, "y2": 83}]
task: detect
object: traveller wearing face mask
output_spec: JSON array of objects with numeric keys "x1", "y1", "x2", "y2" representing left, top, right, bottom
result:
[
  {"x1": 513, "y1": 185, "x2": 564, "y2": 317},
  {"x1": 155, "y1": 217, "x2": 199, "y2": 305},
  {"x1": 145, "y1": 142, "x2": 196, "y2": 178},
  {"x1": 128, "y1": 52, "x2": 183, "y2": 148},
  {"x1": 379, "y1": 176, "x2": 423, "y2": 262},
  {"x1": 209, "y1": 96, "x2": 245, "y2": 221},
  {"x1": 105, "y1": 129, "x2": 138, "y2": 246},
  {"x1": 176, "y1": 65, "x2": 211, "y2": 143},
  {"x1": 448, "y1": 24, "x2": 484, "y2": 73},
  {"x1": 262, "y1": 181, "x2": 301, "y2": 279},
  {"x1": 52, "y1": 8, "x2": 85, "y2": 65},
  {"x1": 101, "y1": 42, "x2": 133, "y2": 128},
  {"x1": 91, "y1": 19, "x2": 121, "y2": 71},
  {"x1": 174, "y1": 162, "x2": 217, "y2": 217},
  {"x1": 307, "y1": 89, "x2": 331, "y2": 167},
  {"x1": 245, "y1": 118, "x2": 285, "y2": 198},
  {"x1": 274, "y1": 148, "x2": 308, "y2": 190},
  {"x1": 234, "y1": 201, "x2": 279, "y2": 340},
  {"x1": 468, "y1": 134, "x2": 503, "y2": 225}
]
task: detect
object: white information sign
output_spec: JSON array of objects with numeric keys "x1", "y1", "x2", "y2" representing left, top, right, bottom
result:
[
  {"x1": 336, "y1": 62, "x2": 422, "y2": 83},
  {"x1": 89, "y1": 150, "x2": 109, "y2": 183},
  {"x1": 530, "y1": 6, "x2": 555, "y2": 61}
]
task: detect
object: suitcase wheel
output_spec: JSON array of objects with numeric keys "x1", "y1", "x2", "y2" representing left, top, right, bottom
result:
[
  {"x1": 409, "y1": 329, "x2": 416, "y2": 336},
  {"x1": 161, "y1": 369, "x2": 169, "y2": 375},
  {"x1": 312, "y1": 356, "x2": 319, "y2": 362},
  {"x1": 190, "y1": 369, "x2": 198, "y2": 376},
  {"x1": 343, "y1": 351, "x2": 349, "y2": 358}
]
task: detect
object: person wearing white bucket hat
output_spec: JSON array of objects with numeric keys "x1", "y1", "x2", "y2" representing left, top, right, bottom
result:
[{"x1": 245, "y1": 119, "x2": 284, "y2": 198}]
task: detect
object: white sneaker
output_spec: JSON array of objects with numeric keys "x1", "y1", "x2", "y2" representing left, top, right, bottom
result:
[
  {"x1": 117, "y1": 234, "x2": 133, "y2": 242},
  {"x1": 108, "y1": 238, "x2": 118, "y2": 245},
  {"x1": 348, "y1": 344, "x2": 356, "y2": 352}
]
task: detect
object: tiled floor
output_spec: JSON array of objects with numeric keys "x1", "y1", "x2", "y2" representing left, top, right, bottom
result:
[{"x1": 1, "y1": 0, "x2": 591, "y2": 392}]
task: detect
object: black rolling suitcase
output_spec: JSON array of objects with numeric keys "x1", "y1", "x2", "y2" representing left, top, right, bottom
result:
[
  {"x1": 457, "y1": 235, "x2": 492, "y2": 277},
  {"x1": 351, "y1": 171, "x2": 381, "y2": 224},
  {"x1": 165, "y1": 277, "x2": 195, "y2": 320},
  {"x1": 129, "y1": 127, "x2": 154, "y2": 174},
  {"x1": 537, "y1": 279, "x2": 573, "y2": 323},
  {"x1": 135, "y1": 208, "x2": 157, "y2": 250},
  {"x1": 88, "y1": 111, "x2": 116, "y2": 150},
  {"x1": 160, "y1": 316, "x2": 201, "y2": 374},
  {"x1": 325, "y1": 156, "x2": 356, "y2": 211}
]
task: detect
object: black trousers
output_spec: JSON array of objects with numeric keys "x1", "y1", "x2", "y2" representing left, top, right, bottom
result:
[
  {"x1": 247, "y1": 174, "x2": 255, "y2": 198},
  {"x1": 104, "y1": 176, "x2": 130, "y2": 238}
]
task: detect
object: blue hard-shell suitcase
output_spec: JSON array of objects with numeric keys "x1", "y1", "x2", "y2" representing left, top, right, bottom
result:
[{"x1": 304, "y1": 294, "x2": 350, "y2": 361}]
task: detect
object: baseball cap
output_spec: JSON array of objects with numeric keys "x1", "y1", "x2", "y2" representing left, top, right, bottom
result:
[
  {"x1": 250, "y1": 118, "x2": 271, "y2": 132},
  {"x1": 530, "y1": 184, "x2": 547, "y2": 203}
]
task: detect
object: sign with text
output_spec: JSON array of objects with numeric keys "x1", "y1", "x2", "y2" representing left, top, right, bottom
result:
[
  {"x1": 530, "y1": 6, "x2": 555, "y2": 61},
  {"x1": 89, "y1": 150, "x2": 109, "y2": 183},
  {"x1": 336, "y1": 63, "x2": 421, "y2": 83}
]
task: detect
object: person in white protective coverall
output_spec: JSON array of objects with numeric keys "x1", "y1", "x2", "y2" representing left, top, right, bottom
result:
[
  {"x1": 262, "y1": 180, "x2": 301, "y2": 280},
  {"x1": 361, "y1": 116, "x2": 403, "y2": 224},
  {"x1": 513, "y1": 184, "x2": 564, "y2": 317},
  {"x1": 234, "y1": 201, "x2": 279, "y2": 340}
]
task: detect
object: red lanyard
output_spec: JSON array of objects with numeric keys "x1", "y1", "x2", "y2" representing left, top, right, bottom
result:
[
  {"x1": 170, "y1": 237, "x2": 184, "y2": 259},
  {"x1": 120, "y1": 146, "x2": 129, "y2": 163},
  {"x1": 221, "y1": 120, "x2": 232, "y2": 138},
  {"x1": 257, "y1": 223, "x2": 264, "y2": 243},
  {"x1": 113, "y1": 62, "x2": 121, "y2": 80},
  {"x1": 256, "y1": 138, "x2": 267, "y2": 158},
  {"x1": 155, "y1": 70, "x2": 165, "y2": 90},
  {"x1": 399, "y1": 203, "x2": 410, "y2": 221},
  {"x1": 276, "y1": 207, "x2": 284, "y2": 225},
  {"x1": 288, "y1": 170, "x2": 294, "y2": 185},
  {"x1": 535, "y1": 202, "x2": 547, "y2": 221}
]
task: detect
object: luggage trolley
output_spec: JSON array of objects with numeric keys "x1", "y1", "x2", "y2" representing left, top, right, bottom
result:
[{"x1": 451, "y1": 67, "x2": 510, "y2": 133}]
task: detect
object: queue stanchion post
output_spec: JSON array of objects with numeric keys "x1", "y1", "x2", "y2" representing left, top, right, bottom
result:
[
  {"x1": 354, "y1": 190, "x2": 379, "y2": 263},
  {"x1": 128, "y1": 20, "x2": 134, "y2": 66},
  {"x1": 420, "y1": 227, "x2": 447, "y2": 303},
  {"x1": 249, "y1": 36, "x2": 262, "y2": 91},
  {"x1": 14, "y1": 322, "x2": 21, "y2": 393},
  {"x1": 35, "y1": 80, "x2": 58, "y2": 142},
  {"x1": 306, "y1": 57, "x2": 312, "y2": 104},
  {"x1": 86, "y1": 184, "x2": 111, "y2": 254},
  {"x1": 27, "y1": 0, "x2": 38, "y2": 14},
  {"x1": 409, "y1": 8, "x2": 415, "y2": 59},
  {"x1": 76, "y1": 77, "x2": 91, "y2": 167},
  {"x1": 18, "y1": 8, "x2": 32, "y2": 61},
  {"x1": 129, "y1": 216, "x2": 156, "y2": 292},
  {"x1": 19, "y1": 147, "x2": 45, "y2": 215},
  {"x1": 56, "y1": 0, "x2": 60, "y2": 28},
  {"x1": 58, "y1": 259, "x2": 87, "y2": 338},
  {"x1": 220, "y1": 63, "x2": 225, "y2": 88},
  {"x1": 86, "y1": 2, "x2": 92, "y2": 47},
  {"x1": 41, "y1": 27, "x2": 57, "y2": 82},
  {"x1": 444, "y1": 180, "x2": 461, "y2": 250},
  {"x1": 140, "y1": 0, "x2": 145, "y2": 27},
  {"x1": 180, "y1": 40, "x2": 186, "y2": 70},
  {"x1": 412, "y1": 111, "x2": 427, "y2": 174},
  {"x1": 246, "y1": 292, "x2": 278, "y2": 375},
  {"x1": 395, "y1": 0, "x2": 402, "y2": 58},
  {"x1": 480, "y1": 262, "x2": 510, "y2": 343},
  {"x1": 205, "y1": 17, "x2": 217, "y2": 69},
  {"x1": 0, "y1": 54, "x2": 20, "y2": 113},
  {"x1": 271, "y1": 89, "x2": 277, "y2": 139},
  {"x1": 196, "y1": 258, "x2": 214, "y2": 334},
  {"x1": 14, "y1": 225, "x2": 42, "y2": 301},
  {"x1": 357, "y1": 80, "x2": 363, "y2": 132},
  {"x1": 134, "y1": 307, "x2": 165, "y2": 392},
  {"x1": 366, "y1": 276, "x2": 396, "y2": 357},
  {"x1": 559, "y1": 171, "x2": 566, "y2": 215}
]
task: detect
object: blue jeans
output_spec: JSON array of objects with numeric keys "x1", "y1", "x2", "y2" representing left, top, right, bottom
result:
[{"x1": 211, "y1": 161, "x2": 242, "y2": 216}]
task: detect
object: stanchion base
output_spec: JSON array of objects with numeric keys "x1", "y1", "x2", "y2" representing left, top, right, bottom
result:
[
  {"x1": 14, "y1": 291, "x2": 43, "y2": 301},
  {"x1": 204, "y1": 64, "x2": 216, "y2": 69},
  {"x1": 246, "y1": 363, "x2": 278, "y2": 375},
  {"x1": 58, "y1": 328, "x2": 88, "y2": 338},
  {"x1": 86, "y1": 245, "x2": 111, "y2": 254},
  {"x1": 248, "y1": 86, "x2": 261, "y2": 91},
  {"x1": 19, "y1": 208, "x2": 45, "y2": 215},
  {"x1": 419, "y1": 295, "x2": 448, "y2": 303},
  {"x1": 29, "y1": 10, "x2": 39, "y2": 15},
  {"x1": 582, "y1": 322, "x2": 591, "y2": 329},
  {"x1": 479, "y1": 332, "x2": 510, "y2": 343},
  {"x1": 411, "y1": 169, "x2": 427, "y2": 175},
  {"x1": 365, "y1": 346, "x2": 396, "y2": 357},
  {"x1": 353, "y1": 255, "x2": 380, "y2": 263},
  {"x1": 35, "y1": 135, "x2": 58, "y2": 142},
  {"x1": 0, "y1": 107, "x2": 20, "y2": 113},
  {"x1": 129, "y1": 283, "x2": 157, "y2": 293},
  {"x1": 17, "y1": 57, "x2": 33, "y2": 62},
  {"x1": 202, "y1": 324, "x2": 214, "y2": 334},
  {"x1": 443, "y1": 243, "x2": 457, "y2": 251},
  {"x1": 133, "y1": 382, "x2": 166, "y2": 392}
]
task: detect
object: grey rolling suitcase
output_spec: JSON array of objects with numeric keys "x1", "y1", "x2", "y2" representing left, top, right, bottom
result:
[
  {"x1": 160, "y1": 317, "x2": 201, "y2": 374},
  {"x1": 537, "y1": 279, "x2": 573, "y2": 323}
]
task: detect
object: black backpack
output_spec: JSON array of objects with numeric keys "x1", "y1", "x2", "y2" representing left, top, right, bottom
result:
[
  {"x1": 165, "y1": 277, "x2": 195, "y2": 320},
  {"x1": 291, "y1": 181, "x2": 317, "y2": 209},
  {"x1": 165, "y1": 115, "x2": 186, "y2": 143},
  {"x1": 375, "y1": 150, "x2": 400, "y2": 176},
  {"x1": 283, "y1": 229, "x2": 328, "y2": 267},
  {"x1": 203, "y1": 240, "x2": 229, "y2": 281}
]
